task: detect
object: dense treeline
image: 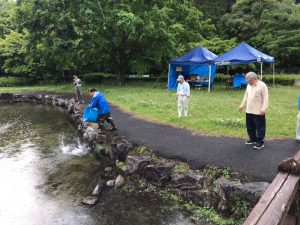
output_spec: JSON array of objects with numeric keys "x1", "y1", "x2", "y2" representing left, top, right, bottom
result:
[{"x1": 0, "y1": 0, "x2": 299, "y2": 83}]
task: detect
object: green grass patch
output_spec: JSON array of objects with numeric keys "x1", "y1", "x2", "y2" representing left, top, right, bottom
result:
[{"x1": 0, "y1": 81, "x2": 299, "y2": 139}]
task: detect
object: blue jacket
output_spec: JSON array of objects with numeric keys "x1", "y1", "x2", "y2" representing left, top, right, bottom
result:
[{"x1": 88, "y1": 92, "x2": 111, "y2": 115}]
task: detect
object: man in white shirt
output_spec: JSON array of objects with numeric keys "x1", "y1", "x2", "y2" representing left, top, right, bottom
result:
[
  {"x1": 239, "y1": 72, "x2": 269, "y2": 149},
  {"x1": 176, "y1": 75, "x2": 190, "y2": 117}
]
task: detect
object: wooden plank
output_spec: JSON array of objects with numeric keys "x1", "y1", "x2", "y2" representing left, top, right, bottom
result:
[
  {"x1": 244, "y1": 150, "x2": 300, "y2": 225},
  {"x1": 243, "y1": 172, "x2": 289, "y2": 225},
  {"x1": 256, "y1": 174, "x2": 300, "y2": 225}
]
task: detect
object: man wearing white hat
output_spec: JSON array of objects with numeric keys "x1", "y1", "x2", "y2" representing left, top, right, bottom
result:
[{"x1": 176, "y1": 75, "x2": 190, "y2": 117}]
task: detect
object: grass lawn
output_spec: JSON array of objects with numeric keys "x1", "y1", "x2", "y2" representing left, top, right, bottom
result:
[{"x1": 0, "y1": 82, "x2": 299, "y2": 139}]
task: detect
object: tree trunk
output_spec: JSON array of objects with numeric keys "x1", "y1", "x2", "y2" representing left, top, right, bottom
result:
[
  {"x1": 62, "y1": 70, "x2": 66, "y2": 82},
  {"x1": 117, "y1": 69, "x2": 125, "y2": 86}
]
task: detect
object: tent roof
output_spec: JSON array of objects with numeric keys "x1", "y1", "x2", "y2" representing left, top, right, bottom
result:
[
  {"x1": 212, "y1": 42, "x2": 274, "y2": 65},
  {"x1": 170, "y1": 46, "x2": 217, "y2": 65}
]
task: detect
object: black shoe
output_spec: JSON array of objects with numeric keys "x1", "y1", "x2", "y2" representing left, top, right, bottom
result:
[
  {"x1": 253, "y1": 143, "x2": 264, "y2": 149},
  {"x1": 245, "y1": 140, "x2": 256, "y2": 145}
]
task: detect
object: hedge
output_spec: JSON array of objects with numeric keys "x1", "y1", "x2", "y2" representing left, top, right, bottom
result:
[
  {"x1": 214, "y1": 74, "x2": 296, "y2": 86},
  {"x1": 0, "y1": 77, "x2": 28, "y2": 87},
  {"x1": 81, "y1": 72, "x2": 116, "y2": 83},
  {"x1": 263, "y1": 75, "x2": 295, "y2": 86}
]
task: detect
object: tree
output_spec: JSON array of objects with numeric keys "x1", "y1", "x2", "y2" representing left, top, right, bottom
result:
[
  {"x1": 16, "y1": 0, "x2": 79, "y2": 81},
  {"x1": 219, "y1": 0, "x2": 300, "y2": 69},
  {"x1": 0, "y1": 0, "x2": 16, "y2": 39},
  {"x1": 64, "y1": 0, "x2": 218, "y2": 84},
  {"x1": 0, "y1": 30, "x2": 31, "y2": 76},
  {"x1": 0, "y1": 0, "x2": 18, "y2": 75},
  {"x1": 251, "y1": 0, "x2": 300, "y2": 69}
]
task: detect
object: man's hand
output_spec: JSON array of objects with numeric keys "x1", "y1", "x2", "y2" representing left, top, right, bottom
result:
[
  {"x1": 176, "y1": 94, "x2": 178, "y2": 100},
  {"x1": 238, "y1": 106, "x2": 243, "y2": 113},
  {"x1": 260, "y1": 110, "x2": 266, "y2": 116}
]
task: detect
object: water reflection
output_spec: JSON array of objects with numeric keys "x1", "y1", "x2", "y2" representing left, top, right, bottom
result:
[{"x1": 0, "y1": 103, "x2": 193, "y2": 225}]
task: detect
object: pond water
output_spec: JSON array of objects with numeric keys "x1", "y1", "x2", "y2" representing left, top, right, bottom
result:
[{"x1": 0, "y1": 103, "x2": 193, "y2": 225}]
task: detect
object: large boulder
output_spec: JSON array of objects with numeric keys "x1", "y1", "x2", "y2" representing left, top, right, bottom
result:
[
  {"x1": 56, "y1": 98, "x2": 67, "y2": 107},
  {"x1": 122, "y1": 155, "x2": 151, "y2": 175},
  {"x1": 44, "y1": 95, "x2": 53, "y2": 105},
  {"x1": 82, "y1": 196, "x2": 98, "y2": 206},
  {"x1": 143, "y1": 163, "x2": 175, "y2": 187},
  {"x1": 179, "y1": 189, "x2": 219, "y2": 209},
  {"x1": 115, "y1": 175, "x2": 125, "y2": 188},
  {"x1": 215, "y1": 178, "x2": 269, "y2": 212},
  {"x1": 83, "y1": 126, "x2": 98, "y2": 144},
  {"x1": 19, "y1": 93, "x2": 39, "y2": 102},
  {"x1": 67, "y1": 98, "x2": 76, "y2": 113},
  {"x1": 0, "y1": 93, "x2": 14, "y2": 101},
  {"x1": 171, "y1": 171, "x2": 206, "y2": 190},
  {"x1": 111, "y1": 140, "x2": 133, "y2": 161}
]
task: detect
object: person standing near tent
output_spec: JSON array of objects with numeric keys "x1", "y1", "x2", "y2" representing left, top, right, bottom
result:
[
  {"x1": 73, "y1": 74, "x2": 84, "y2": 104},
  {"x1": 176, "y1": 75, "x2": 190, "y2": 117},
  {"x1": 239, "y1": 72, "x2": 268, "y2": 150},
  {"x1": 88, "y1": 88, "x2": 117, "y2": 131}
]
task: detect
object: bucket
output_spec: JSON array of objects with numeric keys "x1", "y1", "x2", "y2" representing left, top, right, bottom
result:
[{"x1": 82, "y1": 107, "x2": 99, "y2": 122}]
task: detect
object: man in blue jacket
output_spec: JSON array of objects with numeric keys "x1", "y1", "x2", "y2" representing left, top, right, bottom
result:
[{"x1": 88, "y1": 88, "x2": 117, "y2": 130}]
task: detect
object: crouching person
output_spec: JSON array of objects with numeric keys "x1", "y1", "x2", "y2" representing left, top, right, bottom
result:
[{"x1": 88, "y1": 88, "x2": 117, "y2": 131}]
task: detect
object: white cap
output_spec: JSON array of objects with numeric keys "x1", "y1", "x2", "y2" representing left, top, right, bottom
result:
[{"x1": 177, "y1": 75, "x2": 184, "y2": 81}]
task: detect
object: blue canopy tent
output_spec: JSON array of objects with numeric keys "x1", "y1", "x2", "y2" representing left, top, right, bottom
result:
[
  {"x1": 168, "y1": 46, "x2": 217, "y2": 92},
  {"x1": 212, "y1": 42, "x2": 275, "y2": 83}
]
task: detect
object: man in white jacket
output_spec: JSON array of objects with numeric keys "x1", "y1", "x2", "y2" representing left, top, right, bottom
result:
[
  {"x1": 239, "y1": 72, "x2": 269, "y2": 150},
  {"x1": 176, "y1": 75, "x2": 190, "y2": 117}
]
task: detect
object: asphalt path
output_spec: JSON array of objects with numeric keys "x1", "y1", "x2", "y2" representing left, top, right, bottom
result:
[
  {"x1": 108, "y1": 105, "x2": 299, "y2": 182},
  {"x1": 57, "y1": 92, "x2": 300, "y2": 182}
]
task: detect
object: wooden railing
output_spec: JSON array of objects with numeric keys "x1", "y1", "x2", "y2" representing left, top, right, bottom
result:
[{"x1": 243, "y1": 151, "x2": 300, "y2": 225}]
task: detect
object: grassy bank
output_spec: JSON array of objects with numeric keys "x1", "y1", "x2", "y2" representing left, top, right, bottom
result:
[{"x1": 0, "y1": 82, "x2": 299, "y2": 139}]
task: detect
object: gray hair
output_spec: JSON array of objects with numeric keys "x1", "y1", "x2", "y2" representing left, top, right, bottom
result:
[
  {"x1": 177, "y1": 75, "x2": 184, "y2": 81},
  {"x1": 246, "y1": 72, "x2": 258, "y2": 80}
]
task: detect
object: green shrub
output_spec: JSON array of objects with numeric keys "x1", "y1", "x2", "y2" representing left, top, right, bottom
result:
[
  {"x1": 215, "y1": 74, "x2": 230, "y2": 83},
  {"x1": 81, "y1": 72, "x2": 116, "y2": 83},
  {"x1": 0, "y1": 77, "x2": 27, "y2": 87},
  {"x1": 263, "y1": 75, "x2": 295, "y2": 86}
]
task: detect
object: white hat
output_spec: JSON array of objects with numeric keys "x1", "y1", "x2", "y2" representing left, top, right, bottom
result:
[{"x1": 177, "y1": 75, "x2": 184, "y2": 81}]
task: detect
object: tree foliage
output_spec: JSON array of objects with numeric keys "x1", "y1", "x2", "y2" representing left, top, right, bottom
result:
[
  {"x1": 0, "y1": 0, "x2": 299, "y2": 82},
  {"x1": 219, "y1": 0, "x2": 300, "y2": 69}
]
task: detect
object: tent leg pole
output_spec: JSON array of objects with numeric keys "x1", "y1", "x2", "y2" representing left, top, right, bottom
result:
[
  {"x1": 167, "y1": 64, "x2": 170, "y2": 90},
  {"x1": 208, "y1": 65, "x2": 211, "y2": 93},
  {"x1": 260, "y1": 62, "x2": 263, "y2": 80},
  {"x1": 273, "y1": 63, "x2": 275, "y2": 87}
]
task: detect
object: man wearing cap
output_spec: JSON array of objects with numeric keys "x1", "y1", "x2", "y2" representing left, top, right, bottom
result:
[
  {"x1": 73, "y1": 74, "x2": 84, "y2": 104},
  {"x1": 88, "y1": 88, "x2": 117, "y2": 131},
  {"x1": 176, "y1": 75, "x2": 190, "y2": 117},
  {"x1": 239, "y1": 72, "x2": 268, "y2": 150}
]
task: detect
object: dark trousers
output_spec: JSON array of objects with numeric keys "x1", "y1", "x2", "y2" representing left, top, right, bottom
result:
[
  {"x1": 98, "y1": 113, "x2": 116, "y2": 129},
  {"x1": 246, "y1": 113, "x2": 266, "y2": 144}
]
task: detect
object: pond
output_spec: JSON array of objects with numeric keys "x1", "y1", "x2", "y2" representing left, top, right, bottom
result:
[{"x1": 0, "y1": 103, "x2": 193, "y2": 225}]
